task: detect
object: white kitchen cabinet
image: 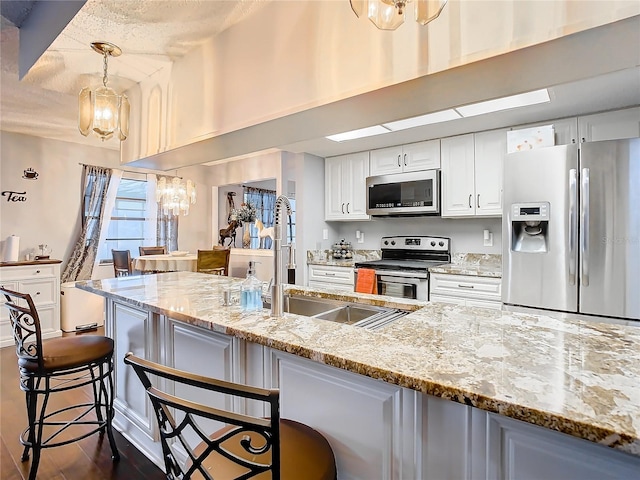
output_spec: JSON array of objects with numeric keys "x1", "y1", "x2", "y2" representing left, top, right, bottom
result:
[
  {"x1": 0, "y1": 261, "x2": 62, "y2": 347},
  {"x1": 267, "y1": 349, "x2": 421, "y2": 480},
  {"x1": 430, "y1": 273, "x2": 502, "y2": 309},
  {"x1": 441, "y1": 130, "x2": 505, "y2": 217},
  {"x1": 308, "y1": 264, "x2": 354, "y2": 292},
  {"x1": 325, "y1": 151, "x2": 370, "y2": 221},
  {"x1": 369, "y1": 139, "x2": 440, "y2": 175},
  {"x1": 510, "y1": 117, "x2": 579, "y2": 146},
  {"x1": 473, "y1": 411, "x2": 640, "y2": 480},
  {"x1": 106, "y1": 300, "x2": 162, "y2": 465},
  {"x1": 578, "y1": 106, "x2": 640, "y2": 142}
]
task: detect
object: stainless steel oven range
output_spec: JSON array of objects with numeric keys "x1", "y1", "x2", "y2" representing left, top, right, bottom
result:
[{"x1": 354, "y1": 236, "x2": 451, "y2": 301}]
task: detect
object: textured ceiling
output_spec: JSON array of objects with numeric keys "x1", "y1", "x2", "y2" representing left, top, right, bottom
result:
[{"x1": 0, "y1": 0, "x2": 269, "y2": 150}]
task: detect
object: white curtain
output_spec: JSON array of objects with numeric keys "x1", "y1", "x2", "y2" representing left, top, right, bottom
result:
[
  {"x1": 145, "y1": 174, "x2": 159, "y2": 246},
  {"x1": 91, "y1": 170, "x2": 123, "y2": 278}
]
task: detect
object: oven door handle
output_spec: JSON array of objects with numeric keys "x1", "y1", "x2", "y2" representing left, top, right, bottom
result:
[{"x1": 366, "y1": 269, "x2": 429, "y2": 280}]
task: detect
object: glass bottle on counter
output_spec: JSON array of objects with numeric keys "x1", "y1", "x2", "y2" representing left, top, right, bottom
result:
[{"x1": 241, "y1": 261, "x2": 262, "y2": 311}]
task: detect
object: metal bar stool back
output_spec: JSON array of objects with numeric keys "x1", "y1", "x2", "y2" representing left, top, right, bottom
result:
[
  {"x1": 0, "y1": 287, "x2": 120, "y2": 480},
  {"x1": 125, "y1": 353, "x2": 336, "y2": 480}
]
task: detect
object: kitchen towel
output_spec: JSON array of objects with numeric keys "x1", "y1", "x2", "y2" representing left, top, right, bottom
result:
[
  {"x1": 3, "y1": 235, "x2": 20, "y2": 262},
  {"x1": 355, "y1": 268, "x2": 377, "y2": 294}
]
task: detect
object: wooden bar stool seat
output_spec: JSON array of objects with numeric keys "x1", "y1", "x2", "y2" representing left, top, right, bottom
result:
[{"x1": 0, "y1": 287, "x2": 120, "y2": 480}]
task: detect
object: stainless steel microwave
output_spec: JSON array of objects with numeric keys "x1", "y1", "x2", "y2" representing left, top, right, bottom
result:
[{"x1": 366, "y1": 170, "x2": 440, "y2": 216}]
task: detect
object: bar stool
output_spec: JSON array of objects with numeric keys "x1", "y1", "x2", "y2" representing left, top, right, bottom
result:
[
  {"x1": 0, "y1": 287, "x2": 120, "y2": 480},
  {"x1": 125, "y1": 353, "x2": 336, "y2": 479}
]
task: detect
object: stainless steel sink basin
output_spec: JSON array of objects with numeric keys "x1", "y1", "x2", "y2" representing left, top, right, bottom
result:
[{"x1": 276, "y1": 294, "x2": 408, "y2": 330}]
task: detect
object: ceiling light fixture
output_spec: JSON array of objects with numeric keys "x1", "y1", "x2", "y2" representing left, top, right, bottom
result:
[
  {"x1": 350, "y1": 0, "x2": 448, "y2": 31},
  {"x1": 454, "y1": 89, "x2": 551, "y2": 117},
  {"x1": 383, "y1": 109, "x2": 461, "y2": 131},
  {"x1": 326, "y1": 125, "x2": 391, "y2": 142},
  {"x1": 156, "y1": 177, "x2": 197, "y2": 216},
  {"x1": 78, "y1": 42, "x2": 130, "y2": 142}
]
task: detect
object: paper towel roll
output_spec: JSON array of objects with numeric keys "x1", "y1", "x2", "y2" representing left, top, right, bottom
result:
[{"x1": 3, "y1": 235, "x2": 19, "y2": 262}]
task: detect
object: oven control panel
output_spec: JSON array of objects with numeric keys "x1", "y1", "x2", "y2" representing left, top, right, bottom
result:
[{"x1": 380, "y1": 236, "x2": 450, "y2": 252}]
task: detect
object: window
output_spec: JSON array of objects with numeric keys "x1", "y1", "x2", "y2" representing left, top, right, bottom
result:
[
  {"x1": 99, "y1": 176, "x2": 148, "y2": 262},
  {"x1": 243, "y1": 187, "x2": 295, "y2": 249}
]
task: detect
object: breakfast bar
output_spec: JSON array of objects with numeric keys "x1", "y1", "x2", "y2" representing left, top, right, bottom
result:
[{"x1": 77, "y1": 272, "x2": 640, "y2": 479}]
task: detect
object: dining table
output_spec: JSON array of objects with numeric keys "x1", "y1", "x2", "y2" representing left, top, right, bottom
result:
[{"x1": 133, "y1": 253, "x2": 198, "y2": 273}]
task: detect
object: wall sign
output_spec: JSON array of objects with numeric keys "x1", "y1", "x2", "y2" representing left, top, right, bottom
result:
[
  {"x1": 2, "y1": 190, "x2": 27, "y2": 202},
  {"x1": 23, "y1": 168, "x2": 39, "y2": 179}
]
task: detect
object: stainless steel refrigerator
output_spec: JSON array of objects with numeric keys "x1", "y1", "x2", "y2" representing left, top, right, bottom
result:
[{"x1": 502, "y1": 138, "x2": 639, "y2": 321}]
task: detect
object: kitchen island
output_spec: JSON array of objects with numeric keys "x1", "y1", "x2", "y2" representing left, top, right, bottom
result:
[{"x1": 77, "y1": 272, "x2": 640, "y2": 479}]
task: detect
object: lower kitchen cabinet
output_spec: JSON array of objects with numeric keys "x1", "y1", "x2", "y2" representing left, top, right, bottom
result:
[
  {"x1": 308, "y1": 264, "x2": 354, "y2": 292},
  {"x1": 430, "y1": 273, "x2": 502, "y2": 309},
  {"x1": 0, "y1": 261, "x2": 62, "y2": 347}
]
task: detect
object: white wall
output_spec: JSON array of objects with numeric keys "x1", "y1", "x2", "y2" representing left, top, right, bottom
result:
[{"x1": 0, "y1": 131, "x2": 120, "y2": 264}]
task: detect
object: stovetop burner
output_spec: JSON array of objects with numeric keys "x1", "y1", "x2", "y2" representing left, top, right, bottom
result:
[{"x1": 355, "y1": 236, "x2": 451, "y2": 272}]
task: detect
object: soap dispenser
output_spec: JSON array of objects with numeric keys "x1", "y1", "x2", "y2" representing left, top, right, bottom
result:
[{"x1": 241, "y1": 261, "x2": 262, "y2": 311}]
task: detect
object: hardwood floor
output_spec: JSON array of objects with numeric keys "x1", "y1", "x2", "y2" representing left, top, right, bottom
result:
[{"x1": 0, "y1": 329, "x2": 166, "y2": 480}]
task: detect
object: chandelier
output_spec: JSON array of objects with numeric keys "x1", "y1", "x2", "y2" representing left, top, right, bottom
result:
[
  {"x1": 156, "y1": 177, "x2": 197, "y2": 216},
  {"x1": 78, "y1": 42, "x2": 130, "y2": 141},
  {"x1": 350, "y1": 0, "x2": 448, "y2": 30}
]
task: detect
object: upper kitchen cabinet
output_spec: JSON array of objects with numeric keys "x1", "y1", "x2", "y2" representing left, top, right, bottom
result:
[
  {"x1": 509, "y1": 117, "x2": 579, "y2": 146},
  {"x1": 578, "y1": 107, "x2": 640, "y2": 142},
  {"x1": 370, "y1": 140, "x2": 440, "y2": 176},
  {"x1": 325, "y1": 152, "x2": 370, "y2": 221},
  {"x1": 441, "y1": 130, "x2": 506, "y2": 217}
]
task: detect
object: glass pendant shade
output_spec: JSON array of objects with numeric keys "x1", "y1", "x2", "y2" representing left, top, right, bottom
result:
[
  {"x1": 369, "y1": 0, "x2": 404, "y2": 30},
  {"x1": 156, "y1": 177, "x2": 196, "y2": 216},
  {"x1": 79, "y1": 85, "x2": 129, "y2": 141},
  {"x1": 415, "y1": 0, "x2": 447, "y2": 25}
]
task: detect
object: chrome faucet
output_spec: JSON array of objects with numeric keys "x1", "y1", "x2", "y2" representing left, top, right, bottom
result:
[{"x1": 271, "y1": 195, "x2": 295, "y2": 317}]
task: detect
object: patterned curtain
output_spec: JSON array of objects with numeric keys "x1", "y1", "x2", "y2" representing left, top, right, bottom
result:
[
  {"x1": 61, "y1": 165, "x2": 112, "y2": 282},
  {"x1": 156, "y1": 175, "x2": 179, "y2": 252},
  {"x1": 244, "y1": 186, "x2": 276, "y2": 249}
]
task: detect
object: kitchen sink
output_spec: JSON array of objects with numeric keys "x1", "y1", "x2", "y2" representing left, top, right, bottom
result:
[{"x1": 272, "y1": 294, "x2": 408, "y2": 330}]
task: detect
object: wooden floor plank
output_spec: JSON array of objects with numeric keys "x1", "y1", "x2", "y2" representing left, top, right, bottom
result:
[{"x1": 1, "y1": 332, "x2": 165, "y2": 480}]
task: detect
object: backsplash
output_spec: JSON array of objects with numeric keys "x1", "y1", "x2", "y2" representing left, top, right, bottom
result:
[
  {"x1": 450, "y1": 253, "x2": 502, "y2": 268},
  {"x1": 307, "y1": 249, "x2": 381, "y2": 264}
]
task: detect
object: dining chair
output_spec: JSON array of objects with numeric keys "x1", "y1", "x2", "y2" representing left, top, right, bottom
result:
[
  {"x1": 1, "y1": 287, "x2": 120, "y2": 480},
  {"x1": 139, "y1": 246, "x2": 167, "y2": 255},
  {"x1": 197, "y1": 249, "x2": 230, "y2": 276},
  {"x1": 111, "y1": 249, "x2": 132, "y2": 277},
  {"x1": 124, "y1": 353, "x2": 336, "y2": 480}
]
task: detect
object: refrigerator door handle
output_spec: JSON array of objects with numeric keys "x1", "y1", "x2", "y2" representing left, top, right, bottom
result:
[
  {"x1": 568, "y1": 169, "x2": 577, "y2": 285},
  {"x1": 580, "y1": 168, "x2": 590, "y2": 286}
]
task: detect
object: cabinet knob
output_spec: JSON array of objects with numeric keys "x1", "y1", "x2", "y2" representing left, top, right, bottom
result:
[
  {"x1": 36, "y1": 270, "x2": 41, "y2": 274},
  {"x1": 36, "y1": 291, "x2": 41, "y2": 295}
]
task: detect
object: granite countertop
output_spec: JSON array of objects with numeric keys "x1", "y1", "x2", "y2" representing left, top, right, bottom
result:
[
  {"x1": 76, "y1": 272, "x2": 640, "y2": 457},
  {"x1": 428, "y1": 253, "x2": 502, "y2": 278}
]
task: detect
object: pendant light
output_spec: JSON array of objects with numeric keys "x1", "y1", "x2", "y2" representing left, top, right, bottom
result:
[
  {"x1": 78, "y1": 42, "x2": 130, "y2": 141},
  {"x1": 156, "y1": 176, "x2": 197, "y2": 216},
  {"x1": 350, "y1": 0, "x2": 448, "y2": 31}
]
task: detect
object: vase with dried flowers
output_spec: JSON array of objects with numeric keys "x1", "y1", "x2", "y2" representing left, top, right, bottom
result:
[{"x1": 231, "y1": 203, "x2": 257, "y2": 248}]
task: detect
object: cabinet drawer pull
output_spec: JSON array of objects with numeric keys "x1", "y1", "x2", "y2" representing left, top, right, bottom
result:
[
  {"x1": 397, "y1": 155, "x2": 401, "y2": 167},
  {"x1": 458, "y1": 284, "x2": 475, "y2": 289},
  {"x1": 341, "y1": 203, "x2": 345, "y2": 214},
  {"x1": 403, "y1": 154, "x2": 407, "y2": 167},
  {"x1": 346, "y1": 203, "x2": 350, "y2": 214},
  {"x1": 325, "y1": 273, "x2": 336, "y2": 276},
  {"x1": 477, "y1": 194, "x2": 480, "y2": 208},
  {"x1": 468, "y1": 195, "x2": 472, "y2": 208}
]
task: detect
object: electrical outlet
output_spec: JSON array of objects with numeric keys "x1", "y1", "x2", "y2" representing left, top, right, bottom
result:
[
  {"x1": 357, "y1": 232, "x2": 365, "y2": 244},
  {"x1": 483, "y1": 231, "x2": 494, "y2": 247},
  {"x1": 322, "y1": 229, "x2": 328, "y2": 240}
]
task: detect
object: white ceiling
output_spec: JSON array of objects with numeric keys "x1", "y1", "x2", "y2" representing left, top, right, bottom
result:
[{"x1": 1, "y1": 2, "x2": 639, "y2": 166}]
